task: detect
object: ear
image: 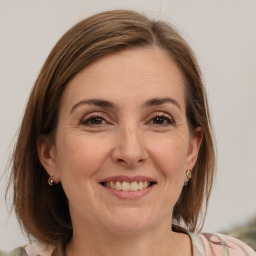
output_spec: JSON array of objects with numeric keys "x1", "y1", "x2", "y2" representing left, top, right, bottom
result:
[
  {"x1": 37, "y1": 135, "x2": 60, "y2": 184},
  {"x1": 186, "y1": 127, "x2": 203, "y2": 170}
]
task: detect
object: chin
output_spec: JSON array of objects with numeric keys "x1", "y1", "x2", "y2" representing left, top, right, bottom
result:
[{"x1": 100, "y1": 208, "x2": 157, "y2": 235}]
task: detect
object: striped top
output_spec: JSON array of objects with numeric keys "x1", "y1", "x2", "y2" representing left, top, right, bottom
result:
[{"x1": 1, "y1": 232, "x2": 255, "y2": 256}]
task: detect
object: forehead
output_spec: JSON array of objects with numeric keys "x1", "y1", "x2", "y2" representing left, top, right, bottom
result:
[{"x1": 60, "y1": 47, "x2": 186, "y2": 110}]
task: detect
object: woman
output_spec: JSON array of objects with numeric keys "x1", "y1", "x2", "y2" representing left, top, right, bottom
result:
[{"x1": 2, "y1": 10, "x2": 255, "y2": 256}]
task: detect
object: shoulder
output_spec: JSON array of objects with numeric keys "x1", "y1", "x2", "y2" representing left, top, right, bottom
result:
[
  {"x1": 199, "y1": 233, "x2": 256, "y2": 256},
  {"x1": 0, "y1": 243, "x2": 54, "y2": 256},
  {"x1": 0, "y1": 247, "x2": 27, "y2": 256},
  {"x1": 24, "y1": 243, "x2": 54, "y2": 256}
]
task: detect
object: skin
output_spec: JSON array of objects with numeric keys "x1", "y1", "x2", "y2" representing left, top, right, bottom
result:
[{"x1": 38, "y1": 47, "x2": 202, "y2": 256}]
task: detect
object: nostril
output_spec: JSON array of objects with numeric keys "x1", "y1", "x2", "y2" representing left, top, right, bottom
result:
[
  {"x1": 117, "y1": 158, "x2": 126, "y2": 163},
  {"x1": 116, "y1": 158, "x2": 145, "y2": 165}
]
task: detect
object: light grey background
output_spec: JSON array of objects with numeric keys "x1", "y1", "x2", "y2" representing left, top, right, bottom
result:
[{"x1": 0, "y1": 0, "x2": 256, "y2": 251}]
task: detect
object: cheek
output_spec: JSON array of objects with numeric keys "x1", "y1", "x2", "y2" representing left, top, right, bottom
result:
[
  {"x1": 147, "y1": 138, "x2": 189, "y2": 212},
  {"x1": 55, "y1": 134, "x2": 107, "y2": 181},
  {"x1": 149, "y1": 135, "x2": 189, "y2": 179},
  {"x1": 54, "y1": 135, "x2": 110, "y2": 209}
]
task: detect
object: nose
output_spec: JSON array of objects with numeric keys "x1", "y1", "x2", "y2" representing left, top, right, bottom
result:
[{"x1": 111, "y1": 125, "x2": 148, "y2": 168}]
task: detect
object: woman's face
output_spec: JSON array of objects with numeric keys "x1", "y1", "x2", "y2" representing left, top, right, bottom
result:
[{"x1": 39, "y1": 47, "x2": 202, "y2": 235}]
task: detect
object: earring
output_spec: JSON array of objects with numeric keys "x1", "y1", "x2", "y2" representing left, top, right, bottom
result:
[
  {"x1": 184, "y1": 169, "x2": 192, "y2": 186},
  {"x1": 186, "y1": 169, "x2": 192, "y2": 179},
  {"x1": 48, "y1": 175, "x2": 55, "y2": 186}
]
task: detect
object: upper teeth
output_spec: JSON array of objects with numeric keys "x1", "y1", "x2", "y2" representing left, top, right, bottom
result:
[{"x1": 104, "y1": 181, "x2": 150, "y2": 191}]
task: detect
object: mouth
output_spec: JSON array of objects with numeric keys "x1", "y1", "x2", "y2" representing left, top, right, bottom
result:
[{"x1": 100, "y1": 180, "x2": 156, "y2": 192}]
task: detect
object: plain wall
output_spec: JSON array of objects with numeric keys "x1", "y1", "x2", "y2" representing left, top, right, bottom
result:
[{"x1": 0, "y1": 0, "x2": 256, "y2": 250}]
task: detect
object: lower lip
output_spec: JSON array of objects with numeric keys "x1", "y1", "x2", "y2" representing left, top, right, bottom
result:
[{"x1": 101, "y1": 184, "x2": 156, "y2": 199}]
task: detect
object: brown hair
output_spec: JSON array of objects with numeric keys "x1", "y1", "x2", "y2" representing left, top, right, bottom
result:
[{"x1": 9, "y1": 10, "x2": 215, "y2": 245}]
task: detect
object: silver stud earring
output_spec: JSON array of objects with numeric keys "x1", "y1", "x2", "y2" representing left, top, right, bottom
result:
[{"x1": 48, "y1": 175, "x2": 55, "y2": 186}]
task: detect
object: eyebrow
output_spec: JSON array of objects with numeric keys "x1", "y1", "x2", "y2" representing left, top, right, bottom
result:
[
  {"x1": 70, "y1": 97, "x2": 181, "y2": 113},
  {"x1": 144, "y1": 97, "x2": 182, "y2": 112},
  {"x1": 70, "y1": 99, "x2": 116, "y2": 113}
]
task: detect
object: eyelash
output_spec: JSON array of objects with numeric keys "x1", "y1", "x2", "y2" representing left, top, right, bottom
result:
[
  {"x1": 80, "y1": 113, "x2": 107, "y2": 126},
  {"x1": 80, "y1": 113, "x2": 175, "y2": 127},
  {"x1": 149, "y1": 113, "x2": 174, "y2": 126}
]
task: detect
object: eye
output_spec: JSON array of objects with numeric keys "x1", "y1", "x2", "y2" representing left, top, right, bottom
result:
[
  {"x1": 149, "y1": 114, "x2": 174, "y2": 126},
  {"x1": 81, "y1": 114, "x2": 107, "y2": 126}
]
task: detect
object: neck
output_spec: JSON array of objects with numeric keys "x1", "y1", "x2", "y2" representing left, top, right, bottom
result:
[{"x1": 65, "y1": 223, "x2": 192, "y2": 256}]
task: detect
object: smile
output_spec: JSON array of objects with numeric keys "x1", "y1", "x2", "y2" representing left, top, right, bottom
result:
[{"x1": 102, "y1": 181, "x2": 153, "y2": 192}]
